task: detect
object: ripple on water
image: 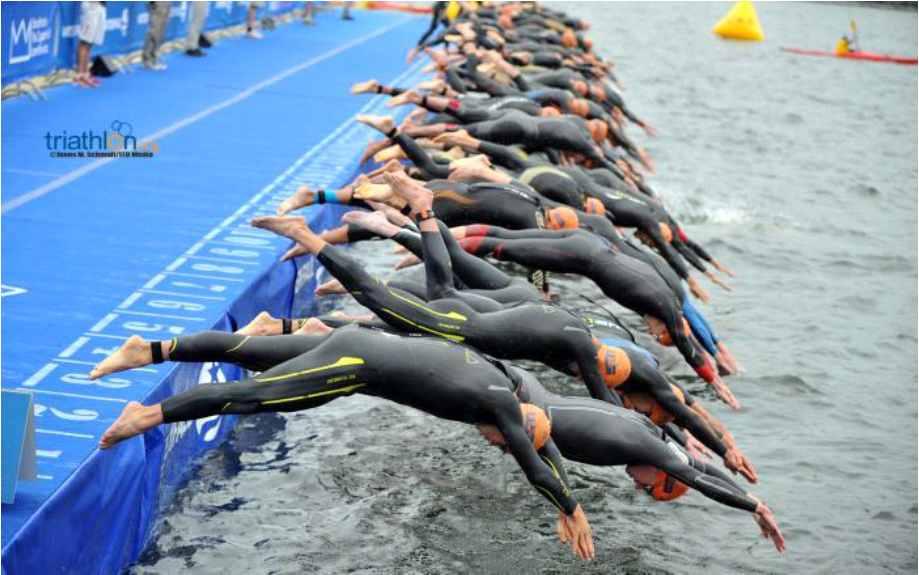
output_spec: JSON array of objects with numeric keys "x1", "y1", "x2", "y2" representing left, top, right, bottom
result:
[
  {"x1": 748, "y1": 374, "x2": 824, "y2": 396},
  {"x1": 851, "y1": 183, "x2": 882, "y2": 197}
]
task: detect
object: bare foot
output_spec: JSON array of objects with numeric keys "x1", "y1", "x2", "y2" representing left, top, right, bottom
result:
[
  {"x1": 373, "y1": 145, "x2": 406, "y2": 163},
  {"x1": 315, "y1": 278, "x2": 347, "y2": 296},
  {"x1": 360, "y1": 139, "x2": 392, "y2": 165},
  {"x1": 416, "y1": 78, "x2": 444, "y2": 92},
  {"x1": 341, "y1": 210, "x2": 400, "y2": 238},
  {"x1": 277, "y1": 185, "x2": 316, "y2": 216},
  {"x1": 367, "y1": 200, "x2": 412, "y2": 227},
  {"x1": 237, "y1": 311, "x2": 282, "y2": 336},
  {"x1": 90, "y1": 335, "x2": 153, "y2": 380},
  {"x1": 384, "y1": 171, "x2": 433, "y2": 213},
  {"x1": 251, "y1": 215, "x2": 310, "y2": 241},
  {"x1": 281, "y1": 243, "x2": 310, "y2": 262},
  {"x1": 356, "y1": 114, "x2": 395, "y2": 135},
  {"x1": 99, "y1": 402, "x2": 155, "y2": 449},
  {"x1": 405, "y1": 108, "x2": 428, "y2": 127},
  {"x1": 294, "y1": 317, "x2": 333, "y2": 335},
  {"x1": 353, "y1": 181, "x2": 402, "y2": 207},
  {"x1": 386, "y1": 90, "x2": 418, "y2": 108},
  {"x1": 351, "y1": 79, "x2": 380, "y2": 95},
  {"x1": 434, "y1": 130, "x2": 476, "y2": 149},
  {"x1": 366, "y1": 159, "x2": 407, "y2": 179}
]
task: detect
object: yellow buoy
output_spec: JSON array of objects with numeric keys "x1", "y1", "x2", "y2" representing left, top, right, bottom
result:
[
  {"x1": 712, "y1": 1, "x2": 765, "y2": 42},
  {"x1": 834, "y1": 37, "x2": 850, "y2": 56},
  {"x1": 446, "y1": 0, "x2": 462, "y2": 22}
]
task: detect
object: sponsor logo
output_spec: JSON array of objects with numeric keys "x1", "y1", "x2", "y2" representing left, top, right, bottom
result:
[
  {"x1": 44, "y1": 120, "x2": 160, "y2": 158},
  {"x1": 8, "y1": 11, "x2": 57, "y2": 65},
  {"x1": 163, "y1": 362, "x2": 228, "y2": 459}
]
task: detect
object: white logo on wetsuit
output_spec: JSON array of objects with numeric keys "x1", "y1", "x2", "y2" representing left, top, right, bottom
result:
[{"x1": 666, "y1": 440, "x2": 690, "y2": 465}]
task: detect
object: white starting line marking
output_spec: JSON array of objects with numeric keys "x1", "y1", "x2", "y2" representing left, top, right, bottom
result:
[{"x1": 36, "y1": 429, "x2": 95, "y2": 440}]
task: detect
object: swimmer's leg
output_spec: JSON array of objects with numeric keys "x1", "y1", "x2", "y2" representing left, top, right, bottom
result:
[
  {"x1": 90, "y1": 331, "x2": 329, "y2": 379},
  {"x1": 100, "y1": 342, "x2": 365, "y2": 449}
]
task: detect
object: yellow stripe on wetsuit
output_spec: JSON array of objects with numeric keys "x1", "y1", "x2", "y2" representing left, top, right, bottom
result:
[
  {"x1": 381, "y1": 288, "x2": 468, "y2": 343},
  {"x1": 218, "y1": 356, "x2": 368, "y2": 412},
  {"x1": 542, "y1": 455, "x2": 572, "y2": 498},
  {"x1": 387, "y1": 289, "x2": 468, "y2": 321},
  {"x1": 260, "y1": 383, "x2": 367, "y2": 406},
  {"x1": 519, "y1": 165, "x2": 573, "y2": 186},
  {"x1": 381, "y1": 308, "x2": 466, "y2": 343},
  {"x1": 254, "y1": 356, "x2": 365, "y2": 383}
]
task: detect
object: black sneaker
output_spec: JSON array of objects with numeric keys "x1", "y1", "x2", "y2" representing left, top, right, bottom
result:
[{"x1": 185, "y1": 48, "x2": 206, "y2": 57}]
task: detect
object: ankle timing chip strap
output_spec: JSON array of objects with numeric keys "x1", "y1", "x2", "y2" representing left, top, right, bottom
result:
[{"x1": 151, "y1": 342, "x2": 164, "y2": 364}]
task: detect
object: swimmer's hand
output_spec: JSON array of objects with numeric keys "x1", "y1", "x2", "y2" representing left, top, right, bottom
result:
[
  {"x1": 715, "y1": 379, "x2": 741, "y2": 411},
  {"x1": 406, "y1": 46, "x2": 419, "y2": 64},
  {"x1": 557, "y1": 505, "x2": 595, "y2": 560},
  {"x1": 710, "y1": 257, "x2": 736, "y2": 278},
  {"x1": 725, "y1": 447, "x2": 759, "y2": 484},
  {"x1": 637, "y1": 149, "x2": 655, "y2": 174},
  {"x1": 705, "y1": 270, "x2": 732, "y2": 292},
  {"x1": 684, "y1": 434, "x2": 712, "y2": 460},
  {"x1": 753, "y1": 501, "x2": 786, "y2": 553},
  {"x1": 686, "y1": 276, "x2": 710, "y2": 304},
  {"x1": 639, "y1": 121, "x2": 657, "y2": 137}
]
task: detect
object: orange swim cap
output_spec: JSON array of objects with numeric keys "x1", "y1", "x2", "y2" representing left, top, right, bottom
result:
[
  {"x1": 587, "y1": 119, "x2": 608, "y2": 144},
  {"x1": 540, "y1": 106, "x2": 561, "y2": 118},
  {"x1": 546, "y1": 206, "x2": 580, "y2": 230},
  {"x1": 583, "y1": 197, "x2": 605, "y2": 215},
  {"x1": 596, "y1": 345, "x2": 631, "y2": 388},
  {"x1": 648, "y1": 470, "x2": 689, "y2": 501},
  {"x1": 520, "y1": 403, "x2": 551, "y2": 450},
  {"x1": 569, "y1": 98, "x2": 590, "y2": 118},
  {"x1": 658, "y1": 222, "x2": 673, "y2": 244},
  {"x1": 561, "y1": 29, "x2": 578, "y2": 48}
]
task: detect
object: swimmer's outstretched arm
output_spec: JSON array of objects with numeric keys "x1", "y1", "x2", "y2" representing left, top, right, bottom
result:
[
  {"x1": 663, "y1": 456, "x2": 785, "y2": 553},
  {"x1": 493, "y1": 398, "x2": 595, "y2": 560}
]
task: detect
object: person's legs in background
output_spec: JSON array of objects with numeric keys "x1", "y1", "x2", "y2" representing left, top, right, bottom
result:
[
  {"x1": 76, "y1": 1, "x2": 106, "y2": 87},
  {"x1": 247, "y1": 2, "x2": 264, "y2": 38},
  {"x1": 143, "y1": 1, "x2": 171, "y2": 70},
  {"x1": 342, "y1": 1, "x2": 353, "y2": 21},
  {"x1": 185, "y1": 1, "x2": 210, "y2": 56}
]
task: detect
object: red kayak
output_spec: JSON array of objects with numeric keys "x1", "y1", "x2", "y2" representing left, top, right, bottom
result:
[{"x1": 782, "y1": 47, "x2": 917, "y2": 66}]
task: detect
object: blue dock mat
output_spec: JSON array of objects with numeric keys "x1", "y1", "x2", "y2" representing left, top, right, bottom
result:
[{"x1": 1, "y1": 7, "x2": 425, "y2": 563}]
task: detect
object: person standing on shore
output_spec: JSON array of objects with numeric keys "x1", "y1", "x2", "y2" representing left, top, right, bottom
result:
[
  {"x1": 143, "y1": 1, "x2": 171, "y2": 70},
  {"x1": 185, "y1": 1, "x2": 210, "y2": 57}
]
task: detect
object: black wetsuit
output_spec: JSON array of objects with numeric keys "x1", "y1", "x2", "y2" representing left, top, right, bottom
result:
[
  {"x1": 157, "y1": 326, "x2": 578, "y2": 515},
  {"x1": 512, "y1": 370, "x2": 757, "y2": 512},
  {"x1": 462, "y1": 110, "x2": 615, "y2": 170},
  {"x1": 315, "y1": 220, "x2": 621, "y2": 405},
  {"x1": 383, "y1": 222, "x2": 544, "y2": 306},
  {"x1": 458, "y1": 226, "x2": 712, "y2": 377}
]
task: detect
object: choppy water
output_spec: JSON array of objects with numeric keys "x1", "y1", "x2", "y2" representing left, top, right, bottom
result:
[{"x1": 130, "y1": 3, "x2": 917, "y2": 574}]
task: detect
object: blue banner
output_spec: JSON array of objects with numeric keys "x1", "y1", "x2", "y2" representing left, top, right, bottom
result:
[{"x1": 2, "y1": 2, "x2": 300, "y2": 83}]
